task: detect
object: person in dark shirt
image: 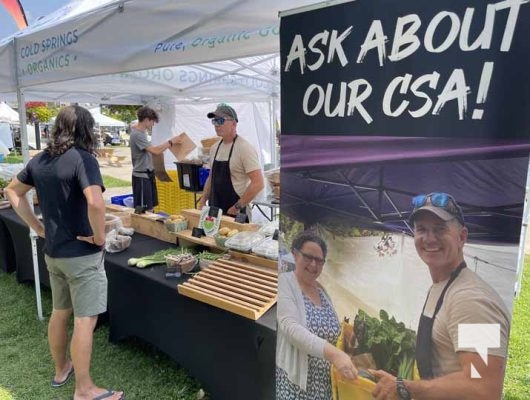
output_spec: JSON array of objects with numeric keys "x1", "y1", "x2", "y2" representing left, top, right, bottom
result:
[{"x1": 6, "y1": 105, "x2": 124, "y2": 400}]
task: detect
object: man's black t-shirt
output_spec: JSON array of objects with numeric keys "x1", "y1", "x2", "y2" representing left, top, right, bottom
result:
[{"x1": 17, "y1": 147, "x2": 105, "y2": 258}]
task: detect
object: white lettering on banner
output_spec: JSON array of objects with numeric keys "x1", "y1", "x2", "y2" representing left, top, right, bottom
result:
[
  {"x1": 285, "y1": 27, "x2": 352, "y2": 74},
  {"x1": 357, "y1": 20, "x2": 387, "y2": 67},
  {"x1": 285, "y1": 35, "x2": 307, "y2": 75},
  {"x1": 432, "y1": 69, "x2": 469, "y2": 120},
  {"x1": 302, "y1": 80, "x2": 373, "y2": 123},
  {"x1": 285, "y1": 0, "x2": 528, "y2": 122},
  {"x1": 424, "y1": 12, "x2": 461, "y2": 53},
  {"x1": 388, "y1": 14, "x2": 421, "y2": 62}
]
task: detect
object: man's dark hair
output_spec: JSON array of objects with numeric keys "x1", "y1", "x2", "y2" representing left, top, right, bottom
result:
[
  {"x1": 45, "y1": 105, "x2": 96, "y2": 157},
  {"x1": 291, "y1": 230, "x2": 328, "y2": 259},
  {"x1": 136, "y1": 106, "x2": 159, "y2": 123}
]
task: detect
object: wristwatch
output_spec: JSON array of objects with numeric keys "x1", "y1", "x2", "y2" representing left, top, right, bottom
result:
[
  {"x1": 396, "y1": 378, "x2": 411, "y2": 400},
  {"x1": 234, "y1": 201, "x2": 245, "y2": 210},
  {"x1": 167, "y1": 139, "x2": 173, "y2": 147}
]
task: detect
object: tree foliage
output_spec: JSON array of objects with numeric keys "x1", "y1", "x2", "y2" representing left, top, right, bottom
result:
[
  {"x1": 26, "y1": 101, "x2": 57, "y2": 122},
  {"x1": 101, "y1": 105, "x2": 138, "y2": 124}
]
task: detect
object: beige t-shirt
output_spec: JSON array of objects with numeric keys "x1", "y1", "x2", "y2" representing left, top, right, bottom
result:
[
  {"x1": 208, "y1": 135, "x2": 262, "y2": 197},
  {"x1": 423, "y1": 267, "x2": 510, "y2": 377}
]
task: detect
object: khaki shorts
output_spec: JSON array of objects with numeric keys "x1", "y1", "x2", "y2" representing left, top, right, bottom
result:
[{"x1": 45, "y1": 251, "x2": 108, "y2": 318}]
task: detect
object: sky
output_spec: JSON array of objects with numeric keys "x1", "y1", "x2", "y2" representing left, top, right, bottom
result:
[{"x1": 0, "y1": 0, "x2": 70, "y2": 40}]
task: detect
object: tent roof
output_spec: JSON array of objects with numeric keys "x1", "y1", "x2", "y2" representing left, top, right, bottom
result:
[
  {"x1": 281, "y1": 136, "x2": 530, "y2": 243},
  {"x1": 0, "y1": 0, "x2": 317, "y2": 102}
]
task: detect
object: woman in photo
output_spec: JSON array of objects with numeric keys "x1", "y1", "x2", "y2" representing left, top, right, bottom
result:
[{"x1": 276, "y1": 231, "x2": 357, "y2": 399}]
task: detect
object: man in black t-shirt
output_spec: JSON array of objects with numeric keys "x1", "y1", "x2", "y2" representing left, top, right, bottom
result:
[{"x1": 6, "y1": 106, "x2": 124, "y2": 400}]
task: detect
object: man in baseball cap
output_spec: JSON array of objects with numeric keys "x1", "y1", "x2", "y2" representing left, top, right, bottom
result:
[
  {"x1": 200, "y1": 103, "x2": 263, "y2": 218},
  {"x1": 409, "y1": 192, "x2": 465, "y2": 226},
  {"x1": 372, "y1": 191, "x2": 510, "y2": 400},
  {"x1": 206, "y1": 103, "x2": 238, "y2": 122}
]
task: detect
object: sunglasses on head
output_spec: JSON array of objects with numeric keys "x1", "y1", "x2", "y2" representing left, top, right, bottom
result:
[
  {"x1": 211, "y1": 117, "x2": 233, "y2": 126},
  {"x1": 412, "y1": 192, "x2": 464, "y2": 224}
]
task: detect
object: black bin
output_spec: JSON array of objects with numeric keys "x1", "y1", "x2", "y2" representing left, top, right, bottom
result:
[{"x1": 175, "y1": 162, "x2": 208, "y2": 192}]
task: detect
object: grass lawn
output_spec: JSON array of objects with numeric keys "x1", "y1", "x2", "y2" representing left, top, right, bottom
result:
[
  {"x1": 503, "y1": 259, "x2": 530, "y2": 399},
  {"x1": 0, "y1": 273, "x2": 205, "y2": 400},
  {"x1": 102, "y1": 175, "x2": 131, "y2": 188},
  {"x1": 0, "y1": 259, "x2": 528, "y2": 399},
  {"x1": 0, "y1": 153, "x2": 23, "y2": 164}
]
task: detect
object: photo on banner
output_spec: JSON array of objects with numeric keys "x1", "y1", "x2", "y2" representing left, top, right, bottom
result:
[{"x1": 277, "y1": 1, "x2": 530, "y2": 399}]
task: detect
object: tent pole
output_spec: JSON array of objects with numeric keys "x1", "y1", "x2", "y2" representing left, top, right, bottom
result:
[
  {"x1": 515, "y1": 156, "x2": 530, "y2": 298},
  {"x1": 14, "y1": 38, "x2": 44, "y2": 321},
  {"x1": 270, "y1": 93, "x2": 279, "y2": 168}
]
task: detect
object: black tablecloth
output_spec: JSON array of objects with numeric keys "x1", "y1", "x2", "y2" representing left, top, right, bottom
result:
[
  {"x1": 105, "y1": 234, "x2": 276, "y2": 400},
  {"x1": 0, "y1": 208, "x2": 277, "y2": 399},
  {"x1": 0, "y1": 216, "x2": 15, "y2": 273},
  {"x1": 0, "y1": 207, "x2": 48, "y2": 286}
]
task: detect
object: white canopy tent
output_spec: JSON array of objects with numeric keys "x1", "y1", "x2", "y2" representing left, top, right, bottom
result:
[
  {"x1": 0, "y1": 0, "x2": 325, "y2": 318},
  {"x1": 89, "y1": 107, "x2": 126, "y2": 128},
  {"x1": 0, "y1": 102, "x2": 19, "y2": 123}
]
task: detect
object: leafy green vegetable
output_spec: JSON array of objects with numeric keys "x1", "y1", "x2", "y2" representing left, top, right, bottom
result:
[
  {"x1": 196, "y1": 250, "x2": 225, "y2": 261},
  {"x1": 128, "y1": 248, "x2": 192, "y2": 269},
  {"x1": 354, "y1": 309, "x2": 416, "y2": 378}
]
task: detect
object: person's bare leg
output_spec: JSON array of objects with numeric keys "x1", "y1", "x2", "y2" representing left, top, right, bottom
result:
[
  {"x1": 71, "y1": 316, "x2": 123, "y2": 400},
  {"x1": 48, "y1": 308, "x2": 74, "y2": 382}
]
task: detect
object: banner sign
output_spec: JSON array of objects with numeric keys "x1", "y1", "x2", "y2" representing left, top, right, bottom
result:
[{"x1": 281, "y1": 0, "x2": 530, "y2": 138}]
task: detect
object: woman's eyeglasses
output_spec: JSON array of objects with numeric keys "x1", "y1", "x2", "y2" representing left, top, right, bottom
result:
[
  {"x1": 296, "y1": 249, "x2": 325, "y2": 266},
  {"x1": 211, "y1": 117, "x2": 234, "y2": 126}
]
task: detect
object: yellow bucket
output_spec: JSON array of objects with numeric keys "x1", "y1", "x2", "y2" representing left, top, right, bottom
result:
[{"x1": 332, "y1": 367, "x2": 375, "y2": 400}]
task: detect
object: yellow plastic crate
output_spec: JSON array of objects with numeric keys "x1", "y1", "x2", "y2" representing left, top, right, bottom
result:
[
  {"x1": 331, "y1": 320, "x2": 419, "y2": 400},
  {"x1": 154, "y1": 170, "x2": 196, "y2": 215},
  {"x1": 332, "y1": 321, "x2": 375, "y2": 400}
]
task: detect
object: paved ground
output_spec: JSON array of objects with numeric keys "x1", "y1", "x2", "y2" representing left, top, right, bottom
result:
[{"x1": 98, "y1": 146, "x2": 133, "y2": 201}]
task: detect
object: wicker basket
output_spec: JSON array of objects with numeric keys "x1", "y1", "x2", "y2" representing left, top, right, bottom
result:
[{"x1": 165, "y1": 254, "x2": 197, "y2": 274}]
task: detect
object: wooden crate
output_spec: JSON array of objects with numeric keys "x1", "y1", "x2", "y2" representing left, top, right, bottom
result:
[
  {"x1": 105, "y1": 204, "x2": 133, "y2": 213},
  {"x1": 228, "y1": 250, "x2": 278, "y2": 270},
  {"x1": 178, "y1": 259, "x2": 277, "y2": 320},
  {"x1": 130, "y1": 212, "x2": 177, "y2": 244},
  {"x1": 180, "y1": 209, "x2": 259, "y2": 232},
  {"x1": 175, "y1": 229, "x2": 224, "y2": 250}
]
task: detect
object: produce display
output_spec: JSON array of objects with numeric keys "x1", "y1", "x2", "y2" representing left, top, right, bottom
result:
[
  {"x1": 196, "y1": 250, "x2": 226, "y2": 270},
  {"x1": 251, "y1": 237, "x2": 278, "y2": 260},
  {"x1": 218, "y1": 227, "x2": 239, "y2": 237},
  {"x1": 351, "y1": 309, "x2": 416, "y2": 378},
  {"x1": 214, "y1": 227, "x2": 239, "y2": 247},
  {"x1": 225, "y1": 231, "x2": 266, "y2": 253},
  {"x1": 164, "y1": 214, "x2": 188, "y2": 232},
  {"x1": 105, "y1": 232, "x2": 132, "y2": 253},
  {"x1": 128, "y1": 248, "x2": 191, "y2": 268},
  {"x1": 258, "y1": 220, "x2": 279, "y2": 237},
  {"x1": 165, "y1": 253, "x2": 197, "y2": 277}
]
